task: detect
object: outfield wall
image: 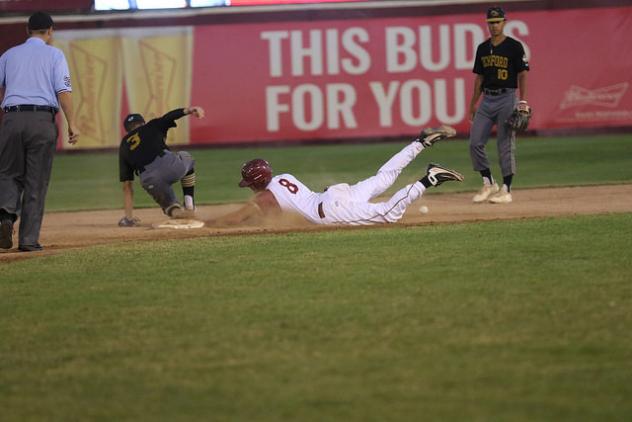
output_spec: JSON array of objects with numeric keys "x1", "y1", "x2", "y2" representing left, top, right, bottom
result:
[{"x1": 1, "y1": 1, "x2": 631, "y2": 149}]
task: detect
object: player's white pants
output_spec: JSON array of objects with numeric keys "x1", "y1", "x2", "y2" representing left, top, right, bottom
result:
[{"x1": 321, "y1": 142, "x2": 427, "y2": 225}]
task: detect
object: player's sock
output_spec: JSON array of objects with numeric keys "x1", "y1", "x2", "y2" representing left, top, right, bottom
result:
[
  {"x1": 480, "y1": 168, "x2": 494, "y2": 185},
  {"x1": 420, "y1": 176, "x2": 433, "y2": 188},
  {"x1": 503, "y1": 174, "x2": 513, "y2": 192},
  {"x1": 184, "y1": 195, "x2": 194, "y2": 210},
  {"x1": 181, "y1": 169, "x2": 196, "y2": 209}
]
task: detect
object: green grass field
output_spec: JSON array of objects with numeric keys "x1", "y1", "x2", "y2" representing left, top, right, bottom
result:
[
  {"x1": 2, "y1": 134, "x2": 632, "y2": 420},
  {"x1": 47, "y1": 134, "x2": 632, "y2": 211},
  {"x1": 2, "y1": 216, "x2": 632, "y2": 420}
]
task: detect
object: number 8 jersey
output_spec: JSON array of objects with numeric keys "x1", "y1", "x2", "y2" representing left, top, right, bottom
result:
[{"x1": 266, "y1": 174, "x2": 323, "y2": 224}]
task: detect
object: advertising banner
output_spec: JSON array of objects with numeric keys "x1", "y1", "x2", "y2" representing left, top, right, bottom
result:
[
  {"x1": 53, "y1": 6, "x2": 632, "y2": 149},
  {"x1": 189, "y1": 6, "x2": 632, "y2": 145},
  {"x1": 54, "y1": 28, "x2": 193, "y2": 149},
  {"x1": 55, "y1": 32, "x2": 124, "y2": 149},
  {"x1": 121, "y1": 28, "x2": 193, "y2": 146}
]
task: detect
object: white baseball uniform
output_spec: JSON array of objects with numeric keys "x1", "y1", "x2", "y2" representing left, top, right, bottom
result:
[{"x1": 265, "y1": 141, "x2": 427, "y2": 225}]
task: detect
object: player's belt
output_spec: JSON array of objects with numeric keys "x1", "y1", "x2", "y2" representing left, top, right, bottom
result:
[
  {"x1": 318, "y1": 202, "x2": 326, "y2": 219},
  {"x1": 483, "y1": 88, "x2": 508, "y2": 96},
  {"x1": 136, "y1": 150, "x2": 167, "y2": 174},
  {"x1": 3, "y1": 105, "x2": 58, "y2": 114}
]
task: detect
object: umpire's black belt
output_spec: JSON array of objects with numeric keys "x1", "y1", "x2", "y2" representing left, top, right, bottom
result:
[
  {"x1": 483, "y1": 88, "x2": 509, "y2": 96},
  {"x1": 4, "y1": 104, "x2": 58, "y2": 114}
]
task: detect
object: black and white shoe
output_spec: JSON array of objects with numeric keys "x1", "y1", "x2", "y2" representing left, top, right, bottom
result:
[
  {"x1": 425, "y1": 163, "x2": 464, "y2": 186},
  {"x1": 417, "y1": 125, "x2": 457, "y2": 147}
]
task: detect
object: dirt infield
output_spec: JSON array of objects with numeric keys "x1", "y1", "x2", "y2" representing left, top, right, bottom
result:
[{"x1": 2, "y1": 184, "x2": 631, "y2": 262}]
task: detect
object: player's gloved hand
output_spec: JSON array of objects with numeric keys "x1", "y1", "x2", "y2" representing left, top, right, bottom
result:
[
  {"x1": 118, "y1": 216, "x2": 141, "y2": 227},
  {"x1": 506, "y1": 101, "x2": 532, "y2": 132}
]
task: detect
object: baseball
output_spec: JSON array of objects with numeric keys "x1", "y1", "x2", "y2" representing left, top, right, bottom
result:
[{"x1": 419, "y1": 205, "x2": 429, "y2": 214}]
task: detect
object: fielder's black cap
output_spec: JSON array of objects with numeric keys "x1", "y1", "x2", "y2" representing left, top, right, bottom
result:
[
  {"x1": 28, "y1": 12, "x2": 54, "y2": 31},
  {"x1": 123, "y1": 113, "x2": 145, "y2": 131},
  {"x1": 486, "y1": 6, "x2": 506, "y2": 23}
]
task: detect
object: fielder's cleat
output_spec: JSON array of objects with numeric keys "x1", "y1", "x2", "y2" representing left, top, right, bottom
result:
[
  {"x1": 489, "y1": 186, "x2": 513, "y2": 204},
  {"x1": 472, "y1": 182, "x2": 499, "y2": 203},
  {"x1": 0, "y1": 219, "x2": 13, "y2": 250},
  {"x1": 170, "y1": 207, "x2": 196, "y2": 219},
  {"x1": 425, "y1": 163, "x2": 464, "y2": 187},
  {"x1": 418, "y1": 125, "x2": 457, "y2": 147}
]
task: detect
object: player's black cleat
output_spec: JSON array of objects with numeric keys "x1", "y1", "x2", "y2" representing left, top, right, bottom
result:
[
  {"x1": 417, "y1": 125, "x2": 457, "y2": 147},
  {"x1": 422, "y1": 163, "x2": 464, "y2": 187},
  {"x1": 0, "y1": 218, "x2": 13, "y2": 250}
]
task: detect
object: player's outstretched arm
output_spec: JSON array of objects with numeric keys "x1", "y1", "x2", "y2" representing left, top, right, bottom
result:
[
  {"x1": 207, "y1": 190, "x2": 280, "y2": 227},
  {"x1": 159, "y1": 106, "x2": 205, "y2": 126},
  {"x1": 207, "y1": 202, "x2": 262, "y2": 227}
]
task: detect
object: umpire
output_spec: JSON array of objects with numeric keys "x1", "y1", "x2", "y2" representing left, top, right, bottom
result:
[
  {"x1": 0, "y1": 12, "x2": 79, "y2": 252},
  {"x1": 468, "y1": 6, "x2": 530, "y2": 204}
]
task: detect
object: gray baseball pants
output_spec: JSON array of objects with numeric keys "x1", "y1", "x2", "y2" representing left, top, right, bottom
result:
[
  {"x1": 0, "y1": 111, "x2": 57, "y2": 247},
  {"x1": 469, "y1": 89, "x2": 517, "y2": 177},
  {"x1": 139, "y1": 150, "x2": 194, "y2": 215}
]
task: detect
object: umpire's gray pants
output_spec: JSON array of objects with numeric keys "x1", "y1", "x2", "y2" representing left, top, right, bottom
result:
[
  {"x1": 0, "y1": 111, "x2": 57, "y2": 246},
  {"x1": 469, "y1": 90, "x2": 517, "y2": 177},
  {"x1": 139, "y1": 150, "x2": 194, "y2": 215}
]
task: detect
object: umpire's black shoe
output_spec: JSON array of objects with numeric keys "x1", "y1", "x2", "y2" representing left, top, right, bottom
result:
[
  {"x1": 18, "y1": 243, "x2": 43, "y2": 252},
  {"x1": 422, "y1": 163, "x2": 464, "y2": 187},
  {"x1": 417, "y1": 125, "x2": 457, "y2": 147},
  {"x1": 0, "y1": 219, "x2": 13, "y2": 250}
]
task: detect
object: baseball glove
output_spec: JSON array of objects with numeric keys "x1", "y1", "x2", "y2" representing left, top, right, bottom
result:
[
  {"x1": 118, "y1": 216, "x2": 141, "y2": 227},
  {"x1": 506, "y1": 101, "x2": 532, "y2": 132}
]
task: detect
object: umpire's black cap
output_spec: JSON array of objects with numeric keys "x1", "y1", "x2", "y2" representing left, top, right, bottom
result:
[
  {"x1": 123, "y1": 113, "x2": 145, "y2": 132},
  {"x1": 28, "y1": 12, "x2": 54, "y2": 31},
  {"x1": 486, "y1": 6, "x2": 506, "y2": 23}
]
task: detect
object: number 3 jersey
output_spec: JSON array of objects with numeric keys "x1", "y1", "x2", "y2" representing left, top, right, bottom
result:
[
  {"x1": 119, "y1": 108, "x2": 186, "y2": 182},
  {"x1": 266, "y1": 174, "x2": 324, "y2": 224},
  {"x1": 473, "y1": 36, "x2": 529, "y2": 90}
]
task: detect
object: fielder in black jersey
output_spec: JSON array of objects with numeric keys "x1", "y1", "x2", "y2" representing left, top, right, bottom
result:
[
  {"x1": 118, "y1": 106, "x2": 205, "y2": 226},
  {"x1": 468, "y1": 6, "x2": 530, "y2": 204}
]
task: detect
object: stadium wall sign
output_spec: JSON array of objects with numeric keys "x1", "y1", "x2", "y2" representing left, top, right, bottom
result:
[{"x1": 19, "y1": 4, "x2": 631, "y2": 149}]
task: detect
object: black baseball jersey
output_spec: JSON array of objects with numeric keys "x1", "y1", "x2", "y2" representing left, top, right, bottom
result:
[
  {"x1": 473, "y1": 36, "x2": 529, "y2": 89},
  {"x1": 119, "y1": 108, "x2": 186, "y2": 182}
]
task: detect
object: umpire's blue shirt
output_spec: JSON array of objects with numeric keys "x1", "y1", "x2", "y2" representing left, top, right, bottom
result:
[{"x1": 0, "y1": 37, "x2": 72, "y2": 109}]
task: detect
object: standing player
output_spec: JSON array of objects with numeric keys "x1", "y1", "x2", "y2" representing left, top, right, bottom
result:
[
  {"x1": 468, "y1": 6, "x2": 530, "y2": 204},
  {"x1": 210, "y1": 126, "x2": 463, "y2": 227},
  {"x1": 118, "y1": 106, "x2": 204, "y2": 226}
]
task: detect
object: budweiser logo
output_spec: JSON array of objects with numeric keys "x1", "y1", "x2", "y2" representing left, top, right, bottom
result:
[
  {"x1": 139, "y1": 40, "x2": 176, "y2": 117},
  {"x1": 560, "y1": 83, "x2": 628, "y2": 110},
  {"x1": 70, "y1": 42, "x2": 107, "y2": 141}
]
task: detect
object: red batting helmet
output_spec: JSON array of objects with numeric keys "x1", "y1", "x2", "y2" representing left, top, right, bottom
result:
[{"x1": 239, "y1": 158, "x2": 273, "y2": 190}]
